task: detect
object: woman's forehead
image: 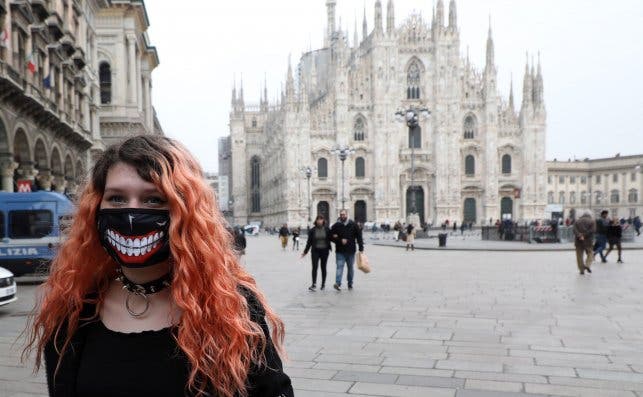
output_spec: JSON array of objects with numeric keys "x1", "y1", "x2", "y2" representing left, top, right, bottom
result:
[{"x1": 105, "y1": 163, "x2": 157, "y2": 191}]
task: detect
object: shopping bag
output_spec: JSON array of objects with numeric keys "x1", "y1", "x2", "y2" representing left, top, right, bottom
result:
[{"x1": 357, "y1": 252, "x2": 371, "y2": 273}]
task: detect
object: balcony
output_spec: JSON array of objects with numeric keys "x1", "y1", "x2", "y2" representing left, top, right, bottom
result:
[
  {"x1": 46, "y1": 12, "x2": 63, "y2": 40},
  {"x1": 10, "y1": 0, "x2": 34, "y2": 23},
  {"x1": 72, "y1": 46, "x2": 85, "y2": 69},
  {"x1": 29, "y1": 0, "x2": 49, "y2": 22},
  {"x1": 60, "y1": 34, "x2": 75, "y2": 57}
]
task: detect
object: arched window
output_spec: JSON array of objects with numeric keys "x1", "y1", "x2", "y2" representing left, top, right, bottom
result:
[
  {"x1": 99, "y1": 62, "x2": 112, "y2": 104},
  {"x1": 559, "y1": 191, "x2": 565, "y2": 205},
  {"x1": 355, "y1": 157, "x2": 365, "y2": 178},
  {"x1": 354, "y1": 117, "x2": 366, "y2": 141},
  {"x1": 463, "y1": 115, "x2": 476, "y2": 139},
  {"x1": 610, "y1": 189, "x2": 620, "y2": 204},
  {"x1": 408, "y1": 126, "x2": 421, "y2": 149},
  {"x1": 250, "y1": 156, "x2": 261, "y2": 212},
  {"x1": 502, "y1": 154, "x2": 512, "y2": 174},
  {"x1": 317, "y1": 158, "x2": 328, "y2": 178},
  {"x1": 547, "y1": 191, "x2": 554, "y2": 204},
  {"x1": 629, "y1": 189, "x2": 639, "y2": 203},
  {"x1": 465, "y1": 155, "x2": 475, "y2": 176},
  {"x1": 570, "y1": 191, "x2": 576, "y2": 204},
  {"x1": 406, "y1": 61, "x2": 421, "y2": 99}
]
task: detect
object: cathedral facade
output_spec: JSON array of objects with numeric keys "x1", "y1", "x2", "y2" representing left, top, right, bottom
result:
[{"x1": 229, "y1": 0, "x2": 547, "y2": 227}]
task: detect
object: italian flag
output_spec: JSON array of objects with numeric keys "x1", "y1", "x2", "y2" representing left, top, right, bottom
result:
[{"x1": 26, "y1": 52, "x2": 37, "y2": 73}]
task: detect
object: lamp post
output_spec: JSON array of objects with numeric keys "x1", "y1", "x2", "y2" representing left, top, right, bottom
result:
[
  {"x1": 395, "y1": 107, "x2": 431, "y2": 219},
  {"x1": 300, "y1": 166, "x2": 313, "y2": 224},
  {"x1": 331, "y1": 146, "x2": 355, "y2": 211}
]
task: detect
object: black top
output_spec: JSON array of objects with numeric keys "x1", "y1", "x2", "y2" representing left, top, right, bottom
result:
[
  {"x1": 330, "y1": 220, "x2": 364, "y2": 254},
  {"x1": 278, "y1": 227, "x2": 289, "y2": 237},
  {"x1": 303, "y1": 226, "x2": 332, "y2": 254},
  {"x1": 44, "y1": 292, "x2": 293, "y2": 397},
  {"x1": 606, "y1": 224, "x2": 622, "y2": 241}
]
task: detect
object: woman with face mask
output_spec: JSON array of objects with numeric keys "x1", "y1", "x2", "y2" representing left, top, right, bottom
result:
[
  {"x1": 24, "y1": 136, "x2": 293, "y2": 397},
  {"x1": 301, "y1": 215, "x2": 332, "y2": 291}
]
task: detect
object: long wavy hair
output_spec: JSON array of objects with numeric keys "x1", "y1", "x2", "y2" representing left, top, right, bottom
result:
[{"x1": 23, "y1": 135, "x2": 286, "y2": 397}]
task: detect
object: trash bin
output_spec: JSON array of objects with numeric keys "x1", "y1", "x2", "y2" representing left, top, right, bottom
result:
[{"x1": 438, "y1": 233, "x2": 447, "y2": 247}]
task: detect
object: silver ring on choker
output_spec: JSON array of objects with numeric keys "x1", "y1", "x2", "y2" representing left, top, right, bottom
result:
[{"x1": 125, "y1": 291, "x2": 150, "y2": 318}]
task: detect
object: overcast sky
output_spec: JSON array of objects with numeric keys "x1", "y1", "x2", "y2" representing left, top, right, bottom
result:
[{"x1": 146, "y1": 0, "x2": 643, "y2": 173}]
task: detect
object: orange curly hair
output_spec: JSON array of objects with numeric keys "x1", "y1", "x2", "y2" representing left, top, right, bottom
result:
[{"x1": 23, "y1": 135, "x2": 286, "y2": 397}]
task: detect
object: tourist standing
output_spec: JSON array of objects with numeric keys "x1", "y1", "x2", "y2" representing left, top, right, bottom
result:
[
  {"x1": 301, "y1": 215, "x2": 332, "y2": 291},
  {"x1": 278, "y1": 224, "x2": 289, "y2": 251},
  {"x1": 594, "y1": 210, "x2": 609, "y2": 263},
  {"x1": 405, "y1": 223, "x2": 415, "y2": 251},
  {"x1": 292, "y1": 227, "x2": 300, "y2": 251},
  {"x1": 605, "y1": 219, "x2": 623, "y2": 263},
  {"x1": 330, "y1": 210, "x2": 364, "y2": 291},
  {"x1": 634, "y1": 216, "x2": 641, "y2": 236},
  {"x1": 573, "y1": 210, "x2": 596, "y2": 275}
]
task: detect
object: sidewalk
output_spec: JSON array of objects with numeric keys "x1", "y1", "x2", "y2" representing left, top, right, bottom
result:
[{"x1": 369, "y1": 232, "x2": 643, "y2": 252}]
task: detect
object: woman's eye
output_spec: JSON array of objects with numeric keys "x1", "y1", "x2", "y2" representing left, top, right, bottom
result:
[
  {"x1": 106, "y1": 195, "x2": 126, "y2": 204},
  {"x1": 145, "y1": 197, "x2": 167, "y2": 205}
]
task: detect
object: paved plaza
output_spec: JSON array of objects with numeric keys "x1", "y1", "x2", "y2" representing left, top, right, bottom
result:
[{"x1": 1, "y1": 235, "x2": 643, "y2": 396}]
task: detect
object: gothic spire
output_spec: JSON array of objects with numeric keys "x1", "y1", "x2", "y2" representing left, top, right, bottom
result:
[
  {"x1": 326, "y1": 0, "x2": 337, "y2": 45},
  {"x1": 485, "y1": 17, "x2": 495, "y2": 70},
  {"x1": 448, "y1": 0, "x2": 457, "y2": 29},
  {"x1": 239, "y1": 74, "x2": 244, "y2": 104},
  {"x1": 374, "y1": 0, "x2": 383, "y2": 36},
  {"x1": 286, "y1": 55, "x2": 295, "y2": 101},
  {"x1": 231, "y1": 77, "x2": 237, "y2": 106},
  {"x1": 508, "y1": 75, "x2": 515, "y2": 111},
  {"x1": 354, "y1": 15, "x2": 359, "y2": 47},
  {"x1": 362, "y1": 7, "x2": 368, "y2": 39},
  {"x1": 522, "y1": 52, "x2": 533, "y2": 107},
  {"x1": 436, "y1": 0, "x2": 444, "y2": 29},
  {"x1": 535, "y1": 52, "x2": 544, "y2": 106},
  {"x1": 387, "y1": 0, "x2": 395, "y2": 35}
]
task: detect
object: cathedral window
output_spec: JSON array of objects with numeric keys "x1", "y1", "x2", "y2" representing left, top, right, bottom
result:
[
  {"x1": 408, "y1": 126, "x2": 421, "y2": 149},
  {"x1": 251, "y1": 118, "x2": 257, "y2": 128},
  {"x1": 465, "y1": 155, "x2": 475, "y2": 176},
  {"x1": 463, "y1": 115, "x2": 476, "y2": 139},
  {"x1": 629, "y1": 189, "x2": 639, "y2": 203},
  {"x1": 547, "y1": 192, "x2": 554, "y2": 204},
  {"x1": 611, "y1": 190, "x2": 620, "y2": 204},
  {"x1": 317, "y1": 158, "x2": 328, "y2": 178},
  {"x1": 406, "y1": 61, "x2": 421, "y2": 100},
  {"x1": 501, "y1": 154, "x2": 512, "y2": 174},
  {"x1": 250, "y1": 156, "x2": 261, "y2": 213},
  {"x1": 355, "y1": 157, "x2": 365, "y2": 178},
  {"x1": 99, "y1": 62, "x2": 112, "y2": 104},
  {"x1": 354, "y1": 117, "x2": 366, "y2": 141}
]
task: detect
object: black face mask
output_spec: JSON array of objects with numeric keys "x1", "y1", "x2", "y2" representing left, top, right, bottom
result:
[{"x1": 97, "y1": 208, "x2": 171, "y2": 268}]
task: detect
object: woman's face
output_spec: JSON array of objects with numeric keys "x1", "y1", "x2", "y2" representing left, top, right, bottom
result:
[
  {"x1": 100, "y1": 162, "x2": 169, "y2": 210},
  {"x1": 315, "y1": 218, "x2": 324, "y2": 227}
]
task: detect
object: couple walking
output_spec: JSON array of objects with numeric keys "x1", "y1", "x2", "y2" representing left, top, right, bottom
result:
[{"x1": 301, "y1": 209, "x2": 364, "y2": 291}]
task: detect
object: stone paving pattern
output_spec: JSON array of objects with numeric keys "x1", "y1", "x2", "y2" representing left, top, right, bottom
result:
[{"x1": 1, "y1": 234, "x2": 642, "y2": 396}]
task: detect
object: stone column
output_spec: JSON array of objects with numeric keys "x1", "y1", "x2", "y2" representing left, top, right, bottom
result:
[
  {"x1": 36, "y1": 168, "x2": 54, "y2": 191},
  {"x1": 3, "y1": 5, "x2": 13, "y2": 65},
  {"x1": 136, "y1": 51, "x2": 142, "y2": 111},
  {"x1": 0, "y1": 155, "x2": 17, "y2": 192},
  {"x1": 143, "y1": 74, "x2": 151, "y2": 130},
  {"x1": 64, "y1": 177, "x2": 77, "y2": 196},
  {"x1": 52, "y1": 174, "x2": 66, "y2": 193},
  {"x1": 127, "y1": 34, "x2": 136, "y2": 104},
  {"x1": 17, "y1": 161, "x2": 38, "y2": 182}
]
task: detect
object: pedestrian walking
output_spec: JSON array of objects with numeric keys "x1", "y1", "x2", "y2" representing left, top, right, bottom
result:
[
  {"x1": 573, "y1": 210, "x2": 596, "y2": 275},
  {"x1": 593, "y1": 210, "x2": 609, "y2": 263},
  {"x1": 405, "y1": 223, "x2": 415, "y2": 251},
  {"x1": 292, "y1": 227, "x2": 300, "y2": 251},
  {"x1": 393, "y1": 221, "x2": 402, "y2": 241},
  {"x1": 634, "y1": 216, "x2": 641, "y2": 236},
  {"x1": 301, "y1": 215, "x2": 332, "y2": 291},
  {"x1": 330, "y1": 209, "x2": 364, "y2": 291},
  {"x1": 453, "y1": 221, "x2": 457, "y2": 232},
  {"x1": 278, "y1": 223, "x2": 289, "y2": 251},
  {"x1": 460, "y1": 222, "x2": 466, "y2": 235},
  {"x1": 24, "y1": 135, "x2": 293, "y2": 397},
  {"x1": 233, "y1": 226, "x2": 247, "y2": 255},
  {"x1": 605, "y1": 218, "x2": 623, "y2": 263}
]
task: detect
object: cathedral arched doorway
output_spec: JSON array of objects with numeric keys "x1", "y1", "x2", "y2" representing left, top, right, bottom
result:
[
  {"x1": 406, "y1": 186, "x2": 425, "y2": 225},
  {"x1": 463, "y1": 198, "x2": 476, "y2": 223},
  {"x1": 354, "y1": 200, "x2": 367, "y2": 224},
  {"x1": 501, "y1": 197, "x2": 513, "y2": 220},
  {"x1": 317, "y1": 201, "x2": 330, "y2": 224}
]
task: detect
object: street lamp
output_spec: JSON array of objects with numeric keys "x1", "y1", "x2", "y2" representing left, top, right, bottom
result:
[
  {"x1": 395, "y1": 106, "x2": 431, "y2": 218},
  {"x1": 330, "y1": 146, "x2": 355, "y2": 211},
  {"x1": 300, "y1": 166, "x2": 314, "y2": 224}
]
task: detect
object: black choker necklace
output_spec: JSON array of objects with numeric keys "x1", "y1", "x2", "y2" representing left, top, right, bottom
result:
[{"x1": 115, "y1": 268, "x2": 172, "y2": 317}]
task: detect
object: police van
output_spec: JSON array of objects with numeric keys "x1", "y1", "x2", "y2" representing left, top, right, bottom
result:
[{"x1": 0, "y1": 191, "x2": 74, "y2": 276}]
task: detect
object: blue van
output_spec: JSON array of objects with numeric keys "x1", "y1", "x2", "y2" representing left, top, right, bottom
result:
[{"x1": 0, "y1": 191, "x2": 74, "y2": 276}]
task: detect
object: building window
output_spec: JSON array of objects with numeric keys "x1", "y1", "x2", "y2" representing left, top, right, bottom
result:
[
  {"x1": 355, "y1": 157, "x2": 365, "y2": 178},
  {"x1": 502, "y1": 154, "x2": 512, "y2": 174},
  {"x1": 570, "y1": 191, "x2": 576, "y2": 204},
  {"x1": 547, "y1": 191, "x2": 554, "y2": 204},
  {"x1": 317, "y1": 158, "x2": 328, "y2": 178},
  {"x1": 631, "y1": 172, "x2": 637, "y2": 182},
  {"x1": 595, "y1": 191, "x2": 603, "y2": 204},
  {"x1": 463, "y1": 115, "x2": 476, "y2": 140},
  {"x1": 580, "y1": 191, "x2": 587, "y2": 204},
  {"x1": 559, "y1": 191, "x2": 565, "y2": 205},
  {"x1": 629, "y1": 189, "x2": 639, "y2": 203},
  {"x1": 559, "y1": 176, "x2": 565, "y2": 184},
  {"x1": 354, "y1": 117, "x2": 366, "y2": 141},
  {"x1": 548, "y1": 176, "x2": 552, "y2": 184},
  {"x1": 610, "y1": 190, "x2": 620, "y2": 204},
  {"x1": 596, "y1": 175, "x2": 601, "y2": 184},
  {"x1": 570, "y1": 176, "x2": 576, "y2": 184},
  {"x1": 99, "y1": 62, "x2": 112, "y2": 104},
  {"x1": 406, "y1": 61, "x2": 421, "y2": 99},
  {"x1": 581, "y1": 176, "x2": 587, "y2": 184},
  {"x1": 408, "y1": 126, "x2": 421, "y2": 149},
  {"x1": 251, "y1": 118, "x2": 257, "y2": 128},
  {"x1": 613, "y1": 173, "x2": 618, "y2": 182},
  {"x1": 465, "y1": 155, "x2": 475, "y2": 176},
  {"x1": 250, "y1": 156, "x2": 261, "y2": 212}
]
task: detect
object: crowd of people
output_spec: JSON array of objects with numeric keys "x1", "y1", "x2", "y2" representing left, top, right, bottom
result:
[{"x1": 573, "y1": 209, "x2": 627, "y2": 275}]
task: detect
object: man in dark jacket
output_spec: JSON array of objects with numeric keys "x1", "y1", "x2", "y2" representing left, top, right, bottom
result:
[
  {"x1": 605, "y1": 219, "x2": 623, "y2": 263},
  {"x1": 330, "y1": 209, "x2": 364, "y2": 291},
  {"x1": 593, "y1": 210, "x2": 609, "y2": 262},
  {"x1": 573, "y1": 211, "x2": 596, "y2": 274}
]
